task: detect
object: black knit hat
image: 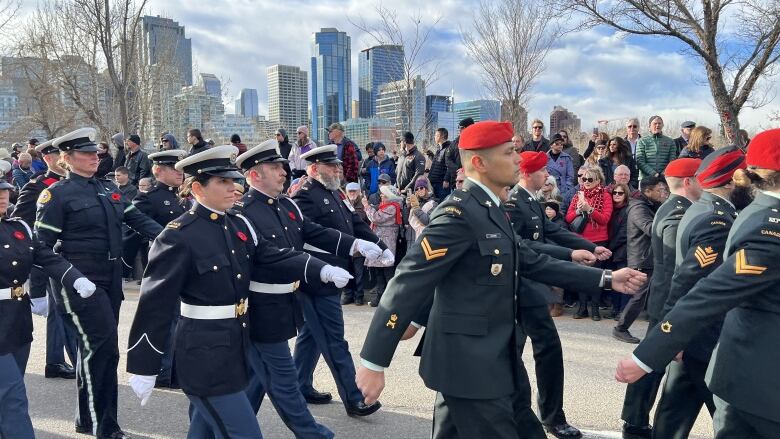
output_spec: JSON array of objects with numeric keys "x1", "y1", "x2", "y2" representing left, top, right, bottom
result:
[{"x1": 544, "y1": 200, "x2": 560, "y2": 215}]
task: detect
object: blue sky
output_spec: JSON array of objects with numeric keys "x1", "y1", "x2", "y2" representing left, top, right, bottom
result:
[{"x1": 16, "y1": 0, "x2": 780, "y2": 134}]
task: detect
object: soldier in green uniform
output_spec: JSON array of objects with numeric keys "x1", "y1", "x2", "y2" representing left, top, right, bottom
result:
[
  {"x1": 650, "y1": 146, "x2": 747, "y2": 438},
  {"x1": 355, "y1": 121, "x2": 648, "y2": 439},
  {"x1": 616, "y1": 129, "x2": 780, "y2": 438},
  {"x1": 619, "y1": 157, "x2": 702, "y2": 439}
]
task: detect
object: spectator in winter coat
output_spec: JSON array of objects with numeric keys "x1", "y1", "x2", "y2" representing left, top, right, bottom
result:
[
  {"x1": 546, "y1": 134, "x2": 575, "y2": 195},
  {"x1": 407, "y1": 177, "x2": 438, "y2": 245},
  {"x1": 230, "y1": 133, "x2": 248, "y2": 155},
  {"x1": 29, "y1": 149, "x2": 47, "y2": 173},
  {"x1": 607, "y1": 182, "x2": 631, "y2": 318},
  {"x1": 289, "y1": 126, "x2": 317, "y2": 178},
  {"x1": 679, "y1": 126, "x2": 715, "y2": 159},
  {"x1": 674, "y1": 120, "x2": 695, "y2": 155},
  {"x1": 327, "y1": 122, "x2": 360, "y2": 183},
  {"x1": 96, "y1": 142, "x2": 114, "y2": 178},
  {"x1": 115, "y1": 134, "x2": 151, "y2": 186},
  {"x1": 359, "y1": 143, "x2": 376, "y2": 192},
  {"x1": 566, "y1": 166, "x2": 613, "y2": 319},
  {"x1": 186, "y1": 128, "x2": 210, "y2": 155},
  {"x1": 159, "y1": 132, "x2": 180, "y2": 151},
  {"x1": 114, "y1": 166, "x2": 139, "y2": 201},
  {"x1": 428, "y1": 128, "x2": 451, "y2": 200},
  {"x1": 444, "y1": 118, "x2": 473, "y2": 187},
  {"x1": 536, "y1": 175, "x2": 562, "y2": 203},
  {"x1": 583, "y1": 131, "x2": 610, "y2": 160},
  {"x1": 395, "y1": 131, "x2": 426, "y2": 193},
  {"x1": 362, "y1": 185, "x2": 403, "y2": 307},
  {"x1": 544, "y1": 200, "x2": 567, "y2": 227},
  {"x1": 274, "y1": 129, "x2": 293, "y2": 190},
  {"x1": 604, "y1": 137, "x2": 638, "y2": 188},
  {"x1": 560, "y1": 129, "x2": 584, "y2": 186},
  {"x1": 12, "y1": 152, "x2": 34, "y2": 190},
  {"x1": 635, "y1": 116, "x2": 677, "y2": 179},
  {"x1": 365, "y1": 145, "x2": 396, "y2": 194},
  {"x1": 624, "y1": 118, "x2": 642, "y2": 157},
  {"x1": 523, "y1": 119, "x2": 550, "y2": 152}
]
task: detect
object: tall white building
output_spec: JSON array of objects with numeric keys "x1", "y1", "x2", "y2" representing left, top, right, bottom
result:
[
  {"x1": 375, "y1": 75, "x2": 426, "y2": 143},
  {"x1": 169, "y1": 76, "x2": 225, "y2": 143},
  {"x1": 267, "y1": 64, "x2": 308, "y2": 132}
]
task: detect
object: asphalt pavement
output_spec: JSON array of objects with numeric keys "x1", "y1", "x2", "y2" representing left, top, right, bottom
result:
[{"x1": 25, "y1": 284, "x2": 712, "y2": 438}]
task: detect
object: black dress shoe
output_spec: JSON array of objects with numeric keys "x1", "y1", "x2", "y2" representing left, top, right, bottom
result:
[
  {"x1": 622, "y1": 422, "x2": 652, "y2": 439},
  {"x1": 75, "y1": 423, "x2": 93, "y2": 434},
  {"x1": 545, "y1": 423, "x2": 583, "y2": 438},
  {"x1": 46, "y1": 363, "x2": 76, "y2": 379},
  {"x1": 340, "y1": 296, "x2": 354, "y2": 305},
  {"x1": 303, "y1": 389, "x2": 332, "y2": 404},
  {"x1": 354, "y1": 297, "x2": 364, "y2": 306},
  {"x1": 613, "y1": 328, "x2": 640, "y2": 344},
  {"x1": 346, "y1": 400, "x2": 382, "y2": 417},
  {"x1": 100, "y1": 430, "x2": 131, "y2": 439}
]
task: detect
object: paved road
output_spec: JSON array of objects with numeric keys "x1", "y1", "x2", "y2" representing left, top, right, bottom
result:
[{"x1": 26, "y1": 284, "x2": 712, "y2": 438}]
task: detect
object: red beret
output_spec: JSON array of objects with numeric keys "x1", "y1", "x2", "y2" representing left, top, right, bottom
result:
[
  {"x1": 459, "y1": 121, "x2": 514, "y2": 150},
  {"x1": 746, "y1": 128, "x2": 780, "y2": 171},
  {"x1": 519, "y1": 151, "x2": 548, "y2": 174},
  {"x1": 664, "y1": 158, "x2": 701, "y2": 178},
  {"x1": 696, "y1": 146, "x2": 746, "y2": 189}
]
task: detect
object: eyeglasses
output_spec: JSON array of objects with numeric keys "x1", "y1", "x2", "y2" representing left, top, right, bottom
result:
[
  {"x1": 532, "y1": 126, "x2": 543, "y2": 130},
  {"x1": 596, "y1": 146, "x2": 606, "y2": 149},
  {"x1": 161, "y1": 139, "x2": 169, "y2": 143},
  {"x1": 296, "y1": 132, "x2": 305, "y2": 135},
  {"x1": 582, "y1": 177, "x2": 595, "y2": 183},
  {"x1": 612, "y1": 191, "x2": 625, "y2": 195},
  {"x1": 456, "y1": 179, "x2": 464, "y2": 184},
  {"x1": 627, "y1": 125, "x2": 638, "y2": 128},
  {"x1": 275, "y1": 133, "x2": 282, "y2": 136}
]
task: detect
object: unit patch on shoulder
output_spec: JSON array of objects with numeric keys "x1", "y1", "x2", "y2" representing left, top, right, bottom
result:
[
  {"x1": 443, "y1": 206, "x2": 462, "y2": 216},
  {"x1": 711, "y1": 220, "x2": 726, "y2": 227},
  {"x1": 167, "y1": 221, "x2": 181, "y2": 229},
  {"x1": 694, "y1": 246, "x2": 718, "y2": 268},
  {"x1": 37, "y1": 188, "x2": 52, "y2": 204}
]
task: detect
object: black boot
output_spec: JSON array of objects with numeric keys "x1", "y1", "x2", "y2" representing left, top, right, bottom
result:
[
  {"x1": 572, "y1": 302, "x2": 588, "y2": 319},
  {"x1": 590, "y1": 303, "x2": 601, "y2": 321}
]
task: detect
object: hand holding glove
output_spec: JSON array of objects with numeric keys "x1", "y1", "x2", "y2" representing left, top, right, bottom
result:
[
  {"x1": 379, "y1": 249, "x2": 395, "y2": 266},
  {"x1": 352, "y1": 239, "x2": 383, "y2": 260},
  {"x1": 73, "y1": 277, "x2": 96, "y2": 299},
  {"x1": 129, "y1": 375, "x2": 156, "y2": 406},
  {"x1": 320, "y1": 265, "x2": 354, "y2": 288},
  {"x1": 30, "y1": 297, "x2": 49, "y2": 317}
]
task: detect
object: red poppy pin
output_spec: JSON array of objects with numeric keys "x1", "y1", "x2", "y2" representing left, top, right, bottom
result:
[
  {"x1": 237, "y1": 231, "x2": 248, "y2": 242},
  {"x1": 13, "y1": 230, "x2": 25, "y2": 240},
  {"x1": 111, "y1": 193, "x2": 121, "y2": 201},
  {"x1": 288, "y1": 211, "x2": 296, "y2": 221}
]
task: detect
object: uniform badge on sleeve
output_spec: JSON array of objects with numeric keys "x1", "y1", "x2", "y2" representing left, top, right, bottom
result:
[
  {"x1": 421, "y1": 237, "x2": 447, "y2": 261},
  {"x1": 37, "y1": 188, "x2": 52, "y2": 204},
  {"x1": 694, "y1": 246, "x2": 718, "y2": 268},
  {"x1": 735, "y1": 249, "x2": 767, "y2": 275}
]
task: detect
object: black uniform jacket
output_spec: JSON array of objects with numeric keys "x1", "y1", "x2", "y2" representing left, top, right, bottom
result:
[
  {"x1": 0, "y1": 217, "x2": 85, "y2": 355},
  {"x1": 633, "y1": 191, "x2": 780, "y2": 423},
  {"x1": 505, "y1": 184, "x2": 599, "y2": 307},
  {"x1": 293, "y1": 178, "x2": 386, "y2": 295},
  {"x1": 131, "y1": 183, "x2": 189, "y2": 227},
  {"x1": 234, "y1": 188, "x2": 356, "y2": 343},
  {"x1": 646, "y1": 194, "x2": 692, "y2": 322},
  {"x1": 34, "y1": 173, "x2": 162, "y2": 259},
  {"x1": 360, "y1": 180, "x2": 603, "y2": 400},
  {"x1": 11, "y1": 170, "x2": 65, "y2": 225},
  {"x1": 659, "y1": 192, "x2": 736, "y2": 363},
  {"x1": 126, "y1": 204, "x2": 327, "y2": 397}
]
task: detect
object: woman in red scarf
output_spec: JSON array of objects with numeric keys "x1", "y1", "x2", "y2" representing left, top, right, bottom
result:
[
  {"x1": 566, "y1": 167, "x2": 613, "y2": 319},
  {"x1": 363, "y1": 185, "x2": 402, "y2": 307}
]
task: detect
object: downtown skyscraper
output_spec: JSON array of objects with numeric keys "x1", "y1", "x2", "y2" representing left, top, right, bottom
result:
[
  {"x1": 358, "y1": 45, "x2": 404, "y2": 118},
  {"x1": 267, "y1": 65, "x2": 308, "y2": 132},
  {"x1": 311, "y1": 28, "x2": 351, "y2": 142}
]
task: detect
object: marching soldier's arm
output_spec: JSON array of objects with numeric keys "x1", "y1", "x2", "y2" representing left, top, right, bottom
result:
[
  {"x1": 34, "y1": 188, "x2": 65, "y2": 248},
  {"x1": 516, "y1": 239, "x2": 603, "y2": 292},
  {"x1": 123, "y1": 199, "x2": 163, "y2": 240},
  {"x1": 252, "y1": 232, "x2": 327, "y2": 286},
  {"x1": 360, "y1": 208, "x2": 473, "y2": 368},
  {"x1": 662, "y1": 221, "x2": 728, "y2": 318},
  {"x1": 292, "y1": 187, "x2": 318, "y2": 219},
  {"x1": 523, "y1": 238, "x2": 573, "y2": 261},
  {"x1": 127, "y1": 229, "x2": 189, "y2": 376},
  {"x1": 634, "y1": 238, "x2": 777, "y2": 372},
  {"x1": 10, "y1": 180, "x2": 40, "y2": 225},
  {"x1": 301, "y1": 217, "x2": 357, "y2": 258},
  {"x1": 131, "y1": 191, "x2": 155, "y2": 218}
]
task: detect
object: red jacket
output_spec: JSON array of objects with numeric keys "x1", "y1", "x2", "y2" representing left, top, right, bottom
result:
[{"x1": 565, "y1": 187, "x2": 613, "y2": 243}]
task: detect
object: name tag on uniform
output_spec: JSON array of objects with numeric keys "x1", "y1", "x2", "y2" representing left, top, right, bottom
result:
[{"x1": 485, "y1": 233, "x2": 501, "y2": 239}]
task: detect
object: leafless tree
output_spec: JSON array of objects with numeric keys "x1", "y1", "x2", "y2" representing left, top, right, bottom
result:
[
  {"x1": 0, "y1": 0, "x2": 19, "y2": 34},
  {"x1": 351, "y1": 4, "x2": 442, "y2": 147},
  {"x1": 462, "y1": 0, "x2": 563, "y2": 136},
  {"x1": 561, "y1": 0, "x2": 780, "y2": 147}
]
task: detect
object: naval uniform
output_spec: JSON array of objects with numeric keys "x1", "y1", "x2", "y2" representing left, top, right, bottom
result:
[
  {"x1": 621, "y1": 194, "x2": 692, "y2": 429},
  {"x1": 35, "y1": 172, "x2": 162, "y2": 437},
  {"x1": 649, "y1": 192, "x2": 735, "y2": 438},
  {"x1": 11, "y1": 170, "x2": 79, "y2": 368},
  {"x1": 232, "y1": 188, "x2": 351, "y2": 437},
  {"x1": 0, "y1": 216, "x2": 87, "y2": 438},
  {"x1": 504, "y1": 184, "x2": 597, "y2": 431},
  {"x1": 360, "y1": 180, "x2": 607, "y2": 439},
  {"x1": 633, "y1": 191, "x2": 780, "y2": 438},
  {"x1": 292, "y1": 177, "x2": 387, "y2": 409},
  {"x1": 127, "y1": 203, "x2": 327, "y2": 438}
]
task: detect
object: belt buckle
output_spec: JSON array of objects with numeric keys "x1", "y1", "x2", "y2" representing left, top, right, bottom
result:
[
  {"x1": 235, "y1": 298, "x2": 248, "y2": 317},
  {"x1": 11, "y1": 286, "x2": 24, "y2": 299}
]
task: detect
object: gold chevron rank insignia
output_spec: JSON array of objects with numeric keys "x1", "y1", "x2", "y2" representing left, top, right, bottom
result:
[
  {"x1": 735, "y1": 249, "x2": 767, "y2": 275},
  {"x1": 421, "y1": 237, "x2": 447, "y2": 261},
  {"x1": 694, "y1": 246, "x2": 718, "y2": 268}
]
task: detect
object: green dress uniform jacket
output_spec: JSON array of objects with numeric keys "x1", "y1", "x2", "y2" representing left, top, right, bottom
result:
[
  {"x1": 633, "y1": 191, "x2": 780, "y2": 423},
  {"x1": 646, "y1": 194, "x2": 692, "y2": 322},
  {"x1": 360, "y1": 180, "x2": 603, "y2": 400}
]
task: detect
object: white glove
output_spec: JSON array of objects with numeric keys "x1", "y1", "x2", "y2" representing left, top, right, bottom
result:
[
  {"x1": 129, "y1": 375, "x2": 156, "y2": 406},
  {"x1": 320, "y1": 265, "x2": 353, "y2": 288},
  {"x1": 379, "y1": 249, "x2": 395, "y2": 266},
  {"x1": 30, "y1": 297, "x2": 49, "y2": 317},
  {"x1": 351, "y1": 239, "x2": 383, "y2": 260},
  {"x1": 73, "y1": 277, "x2": 96, "y2": 299}
]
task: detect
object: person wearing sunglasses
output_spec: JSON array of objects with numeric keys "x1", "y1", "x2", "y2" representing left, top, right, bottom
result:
[
  {"x1": 606, "y1": 182, "x2": 632, "y2": 320},
  {"x1": 523, "y1": 118, "x2": 550, "y2": 152},
  {"x1": 679, "y1": 126, "x2": 715, "y2": 159},
  {"x1": 565, "y1": 167, "x2": 614, "y2": 320},
  {"x1": 624, "y1": 118, "x2": 642, "y2": 156},
  {"x1": 288, "y1": 126, "x2": 317, "y2": 179}
]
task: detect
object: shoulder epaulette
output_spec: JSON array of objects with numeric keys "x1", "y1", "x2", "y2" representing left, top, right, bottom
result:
[{"x1": 167, "y1": 211, "x2": 197, "y2": 230}]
